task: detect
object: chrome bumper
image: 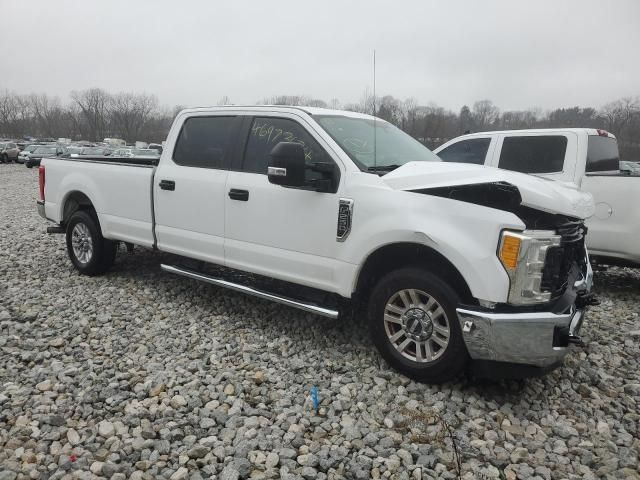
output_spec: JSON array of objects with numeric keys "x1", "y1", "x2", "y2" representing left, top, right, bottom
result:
[
  {"x1": 456, "y1": 307, "x2": 586, "y2": 367},
  {"x1": 37, "y1": 200, "x2": 46, "y2": 219}
]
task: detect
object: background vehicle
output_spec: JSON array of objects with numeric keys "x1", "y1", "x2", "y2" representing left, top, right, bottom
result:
[
  {"x1": 38, "y1": 106, "x2": 595, "y2": 382},
  {"x1": 620, "y1": 160, "x2": 640, "y2": 175},
  {"x1": 78, "y1": 146, "x2": 111, "y2": 156},
  {"x1": 111, "y1": 147, "x2": 159, "y2": 158},
  {"x1": 25, "y1": 145, "x2": 65, "y2": 168},
  {"x1": 0, "y1": 142, "x2": 20, "y2": 162},
  {"x1": 17, "y1": 144, "x2": 41, "y2": 163},
  {"x1": 434, "y1": 128, "x2": 640, "y2": 267},
  {"x1": 148, "y1": 143, "x2": 163, "y2": 154},
  {"x1": 61, "y1": 146, "x2": 84, "y2": 157}
]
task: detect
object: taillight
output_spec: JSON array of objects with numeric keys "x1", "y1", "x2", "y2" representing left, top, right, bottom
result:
[{"x1": 38, "y1": 165, "x2": 45, "y2": 201}]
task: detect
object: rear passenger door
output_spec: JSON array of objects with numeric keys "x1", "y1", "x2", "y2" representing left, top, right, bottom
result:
[{"x1": 154, "y1": 114, "x2": 242, "y2": 265}]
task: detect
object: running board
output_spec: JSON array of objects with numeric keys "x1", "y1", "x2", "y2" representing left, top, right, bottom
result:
[{"x1": 161, "y1": 264, "x2": 340, "y2": 319}]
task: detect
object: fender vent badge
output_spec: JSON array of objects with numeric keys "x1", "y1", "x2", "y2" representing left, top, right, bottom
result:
[{"x1": 337, "y1": 198, "x2": 354, "y2": 242}]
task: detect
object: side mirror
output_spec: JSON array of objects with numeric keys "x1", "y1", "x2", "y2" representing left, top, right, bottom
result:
[{"x1": 268, "y1": 142, "x2": 305, "y2": 188}]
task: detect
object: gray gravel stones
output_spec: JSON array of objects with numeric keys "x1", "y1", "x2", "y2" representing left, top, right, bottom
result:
[{"x1": 1, "y1": 164, "x2": 640, "y2": 479}]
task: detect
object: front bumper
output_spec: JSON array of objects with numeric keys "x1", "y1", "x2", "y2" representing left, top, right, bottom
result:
[{"x1": 456, "y1": 306, "x2": 586, "y2": 368}]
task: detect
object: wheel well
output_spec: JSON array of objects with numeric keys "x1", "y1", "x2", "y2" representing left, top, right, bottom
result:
[
  {"x1": 62, "y1": 191, "x2": 96, "y2": 226},
  {"x1": 354, "y1": 243, "x2": 476, "y2": 305}
]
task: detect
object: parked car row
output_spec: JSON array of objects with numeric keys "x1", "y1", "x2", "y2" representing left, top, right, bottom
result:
[{"x1": 0, "y1": 138, "x2": 162, "y2": 168}]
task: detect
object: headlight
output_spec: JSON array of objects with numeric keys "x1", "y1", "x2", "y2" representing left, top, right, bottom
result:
[{"x1": 498, "y1": 230, "x2": 561, "y2": 305}]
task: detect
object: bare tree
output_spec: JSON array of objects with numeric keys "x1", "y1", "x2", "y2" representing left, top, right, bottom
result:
[
  {"x1": 71, "y1": 88, "x2": 112, "y2": 141},
  {"x1": 472, "y1": 99, "x2": 500, "y2": 131},
  {"x1": 110, "y1": 92, "x2": 158, "y2": 143}
]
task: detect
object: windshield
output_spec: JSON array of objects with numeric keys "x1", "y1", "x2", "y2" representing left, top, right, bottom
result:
[
  {"x1": 34, "y1": 146, "x2": 56, "y2": 154},
  {"x1": 315, "y1": 115, "x2": 440, "y2": 171},
  {"x1": 25, "y1": 145, "x2": 38, "y2": 152}
]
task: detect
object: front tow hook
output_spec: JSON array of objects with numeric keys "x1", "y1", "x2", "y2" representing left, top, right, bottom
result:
[
  {"x1": 568, "y1": 335, "x2": 584, "y2": 347},
  {"x1": 576, "y1": 291, "x2": 600, "y2": 308}
]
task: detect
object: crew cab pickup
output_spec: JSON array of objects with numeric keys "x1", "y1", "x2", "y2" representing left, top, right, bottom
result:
[
  {"x1": 38, "y1": 107, "x2": 596, "y2": 382},
  {"x1": 434, "y1": 128, "x2": 640, "y2": 267}
]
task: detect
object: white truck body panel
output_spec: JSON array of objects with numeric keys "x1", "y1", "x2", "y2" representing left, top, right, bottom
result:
[{"x1": 44, "y1": 158, "x2": 155, "y2": 247}]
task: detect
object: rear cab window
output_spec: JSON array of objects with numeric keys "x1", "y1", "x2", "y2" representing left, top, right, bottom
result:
[
  {"x1": 437, "y1": 138, "x2": 491, "y2": 165},
  {"x1": 586, "y1": 135, "x2": 620, "y2": 173},
  {"x1": 498, "y1": 136, "x2": 567, "y2": 174}
]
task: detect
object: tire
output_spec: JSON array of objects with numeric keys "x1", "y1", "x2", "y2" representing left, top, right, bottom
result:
[
  {"x1": 367, "y1": 267, "x2": 468, "y2": 383},
  {"x1": 0, "y1": 154, "x2": 6, "y2": 163},
  {"x1": 65, "y1": 210, "x2": 118, "y2": 276}
]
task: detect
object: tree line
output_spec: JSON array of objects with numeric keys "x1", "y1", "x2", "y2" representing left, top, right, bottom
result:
[{"x1": 1, "y1": 88, "x2": 639, "y2": 159}]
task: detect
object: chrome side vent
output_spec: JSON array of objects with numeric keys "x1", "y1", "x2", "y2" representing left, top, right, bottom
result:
[{"x1": 336, "y1": 198, "x2": 354, "y2": 242}]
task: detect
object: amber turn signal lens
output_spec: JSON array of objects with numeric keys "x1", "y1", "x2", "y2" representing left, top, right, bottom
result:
[{"x1": 500, "y1": 234, "x2": 521, "y2": 270}]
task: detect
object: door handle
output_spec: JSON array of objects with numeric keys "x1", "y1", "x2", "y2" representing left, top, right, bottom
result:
[
  {"x1": 159, "y1": 179, "x2": 175, "y2": 191},
  {"x1": 228, "y1": 189, "x2": 249, "y2": 201}
]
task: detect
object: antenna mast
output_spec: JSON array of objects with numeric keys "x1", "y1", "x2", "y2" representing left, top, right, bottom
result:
[{"x1": 373, "y1": 50, "x2": 377, "y2": 168}]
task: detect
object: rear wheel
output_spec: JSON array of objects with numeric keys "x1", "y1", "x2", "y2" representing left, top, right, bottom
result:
[
  {"x1": 368, "y1": 267, "x2": 468, "y2": 383},
  {"x1": 0, "y1": 154, "x2": 7, "y2": 163},
  {"x1": 66, "y1": 210, "x2": 117, "y2": 275}
]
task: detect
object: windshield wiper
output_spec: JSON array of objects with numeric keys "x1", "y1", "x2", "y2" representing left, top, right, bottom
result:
[{"x1": 367, "y1": 164, "x2": 401, "y2": 174}]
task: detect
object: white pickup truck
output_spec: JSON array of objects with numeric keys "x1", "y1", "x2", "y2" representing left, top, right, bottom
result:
[
  {"x1": 434, "y1": 128, "x2": 640, "y2": 267},
  {"x1": 38, "y1": 106, "x2": 597, "y2": 382}
]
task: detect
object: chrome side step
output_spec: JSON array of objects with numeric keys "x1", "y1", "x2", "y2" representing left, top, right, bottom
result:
[{"x1": 161, "y1": 264, "x2": 340, "y2": 319}]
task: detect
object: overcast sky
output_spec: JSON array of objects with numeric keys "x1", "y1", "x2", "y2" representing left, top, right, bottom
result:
[{"x1": 2, "y1": 0, "x2": 639, "y2": 112}]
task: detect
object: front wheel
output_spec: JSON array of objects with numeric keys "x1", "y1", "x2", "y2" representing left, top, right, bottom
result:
[
  {"x1": 66, "y1": 210, "x2": 118, "y2": 276},
  {"x1": 368, "y1": 268, "x2": 468, "y2": 383}
]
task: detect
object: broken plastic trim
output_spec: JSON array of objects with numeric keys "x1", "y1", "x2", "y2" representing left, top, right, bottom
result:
[
  {"x1": 411, "y1": 181, "x2": 522, "y2": 212},
  {"x1": 412, "y1": 181, "x2": 581, "y2": 230}
]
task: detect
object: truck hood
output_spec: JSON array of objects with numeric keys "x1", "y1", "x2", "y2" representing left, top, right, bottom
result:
[{"x1": 382, "y1": 161, "x2": 594, "y2": 219}]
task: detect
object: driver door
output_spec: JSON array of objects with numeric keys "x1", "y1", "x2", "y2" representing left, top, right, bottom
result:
[{"x1": 224, "y1": 114, "x2": 346, "y2": 292}]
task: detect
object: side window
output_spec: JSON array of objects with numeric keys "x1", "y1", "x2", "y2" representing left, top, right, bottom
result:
[
  {"x1": 586, "y1": 136, "x2": 620, "y2": 173},
  {"x1": 498, "y1": 136, "x2": 567, "y2": 174},
  {"x1": 437, "y1": 138, "x2": 490, "y2": 165},
  {"x1": 173, "y1": 116, "x2": 238, "y2": 169},
  {"x1": 243, "y1": 117, "x2": 334, "y2": 184}
]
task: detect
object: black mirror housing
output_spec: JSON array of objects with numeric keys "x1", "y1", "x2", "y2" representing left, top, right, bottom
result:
[{"x1": 268, "y1": 142, "x2": 306, "y2": 187}]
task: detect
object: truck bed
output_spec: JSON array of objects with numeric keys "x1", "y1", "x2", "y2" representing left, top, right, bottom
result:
[{"x1": 42, "y1": 156, "x2": 156, "y2": 247}]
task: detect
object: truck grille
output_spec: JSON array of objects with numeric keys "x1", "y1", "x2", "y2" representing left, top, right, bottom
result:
[{"x1": 541, "y1": 221, "x2": 587, "y2": 297}]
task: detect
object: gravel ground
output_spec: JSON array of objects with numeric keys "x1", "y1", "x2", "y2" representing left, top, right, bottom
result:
[{"x1": 1, "y1": 163, "x2": 639, "y2": 480}]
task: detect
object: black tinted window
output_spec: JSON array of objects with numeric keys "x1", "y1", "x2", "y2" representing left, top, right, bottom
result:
[
  {"x1": 173, "y1": 116, "x2": 237, "y2": 169},
  {"x1": 587, "y1": 136, "x2": 619, "y2": 173},
  {"x1": 243, "y1": 117, "x2": 332, "y2": 182},
  {"x1": 498, "y1": 136, "x2": 567, "y2": 174},
  {"x1": 438, "y1": 138, "x2": 490, "y2": 165}
]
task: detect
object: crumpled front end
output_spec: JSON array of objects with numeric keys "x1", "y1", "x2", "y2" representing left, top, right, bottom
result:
[{"x1": 456, "y1": 216, "x2": 596, "y2": 377}]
